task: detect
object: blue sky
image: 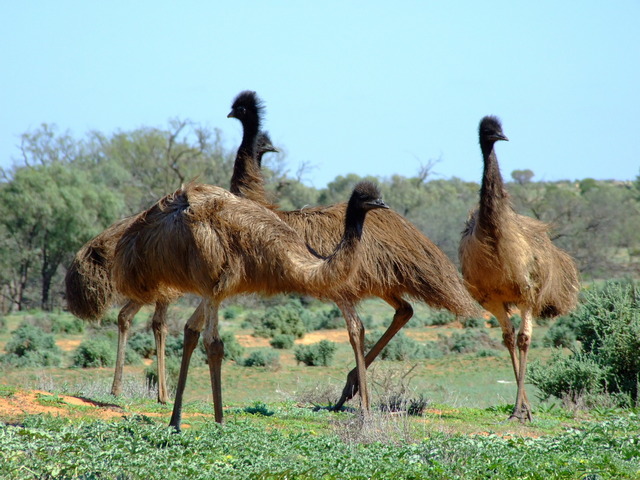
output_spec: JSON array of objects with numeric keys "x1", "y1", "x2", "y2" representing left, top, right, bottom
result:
[{"x1": 2, "y1": 1, "x2": 639, "y2": 188}]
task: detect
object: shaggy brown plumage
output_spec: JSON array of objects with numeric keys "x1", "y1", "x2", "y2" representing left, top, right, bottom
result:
[
  {"x1": 112, "y1": 180, "x2": 388, "y2": 429},
  {"x1": 64, "y1": 215, "x2": 178, "y2": 404},
  {"x1": 459, "y1": 115, "x2": 580, "y2": 422},
  {"x1": 227, "y1": 90, "x2": 481, "y2": 413}
]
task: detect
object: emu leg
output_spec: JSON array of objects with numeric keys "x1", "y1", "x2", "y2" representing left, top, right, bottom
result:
[
  {"x1": 169, "y1": 301, "x2": 206, "y2": 432},
  {"x1": 490, "y1": 303, "x2": 532, "y2": 422},
  {"x1": 150, "y1": 301, "x2": 169, "y2": 404},
  {"x1": 111, "y1": 301, "x2": 142, "y2": 397},
  {"x1": 334, "y1": 297, "x2": 413, "y2": 411},
  {"x1": 201, "y1": 301, "x2": 225, "y2": 423},
  {"x1": 511, "y1": 309, "x2": 533, "y2": 422},
  {"x1": 339, "y1": 303, "x2": 370, "y2": 416}
]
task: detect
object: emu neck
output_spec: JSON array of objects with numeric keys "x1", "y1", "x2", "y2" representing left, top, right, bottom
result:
[
  {"x1": 229, "y1": 121, "x2": 270, "y2": 207},
  {"x1": 342, "y1": 201, "x2": 366, "y2": 246},
  {"x1": 478, "y1": 141, "x2": 509, "y2": 235}
]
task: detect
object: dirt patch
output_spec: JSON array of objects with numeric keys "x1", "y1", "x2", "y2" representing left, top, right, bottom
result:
[
  {"x1": 236, "y1": 334, "x2": 270, "y2": 348},
  {"x1": 0, "y1": 389, "x2": 125, "y2": 421},
  {"x1": 56, "y1": 339, "x2": 82, "y2": 351},
  {"x1": 296, "y1": 330, "x2": 349, "y2": 345},
  {"x1": 236, "y1": 330, "x2": 350, "y2": 348}
]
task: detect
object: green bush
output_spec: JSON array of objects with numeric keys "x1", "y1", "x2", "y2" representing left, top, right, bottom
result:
[
  {"x1": 222, "y1": 305, "x2": 242, "y2": 320},
  {"x1": 144, "y1": 356, "x2": 181, "y2": 393},
  {"x1": 73, "y1": 337, "x2": 115, "y2": 368},
  {"x1": 308, "y1": 305, "x2": 344, "y2": 330},
  {"x1": 529, "y1": 352, "x2": 609, "y2": 402},
  {"x1": 50, "y1": 313, "x2": 85, "y2": 334},
  {"x1": 543, "y1": 315, "x2": 578, "y2": 348},
  {"x1": 240, "y1": 349, "x2": 280, "y2": 369},
  {"x1": 1, "y1": 323, "x2": 62, "y2": 367},
  {"x1": 443, "y1": 329, "x2": 501, "y2": 354},
  {"x1": 376, "y1": 331, "x2": 422, "y2": 361},
  {"x1": 530, "y1": 280, "x2": 640, "y2": 407},
  {"x1": 253, "y1": 300, "x2": 308, "y2": 339},
  {"x1": 462, "y1": 316, "x2": 484, "y2": 328},
  {"x1": 221, "y1": 331, "x2": 245, "y2": 362},
  {"x1": 294, "y1": 340, "x2": 336, "y2": 366},
  {"x1": 270, "y1": 333, "x2": 295, "y2": 350},
  {"x1": 129, "y1": 331, "x2": 156, "y2": 358}
]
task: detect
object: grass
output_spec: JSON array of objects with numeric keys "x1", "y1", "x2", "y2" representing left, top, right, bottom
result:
[{"x1": 1, "y1": 301, "x2": 639, "y2": 478}]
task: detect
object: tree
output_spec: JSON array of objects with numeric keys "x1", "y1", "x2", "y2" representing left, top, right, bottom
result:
[
  {"x1": 511, "y1": 169, "x2": 534, "y2": 185},
  {"x1": 0, "y1": 163, "x2": 123, "y2": 310},
  {"x1": 86, "y1": 120, "x2": 233, "y2": 214}
]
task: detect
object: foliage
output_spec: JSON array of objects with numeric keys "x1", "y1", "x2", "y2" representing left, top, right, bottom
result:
[
  {"x1": 0, "y1": 137, "x2": 123, "y2": 310},
  {"x1": 252, "y1": 299, "x2": 308, "y2": 339},
  {"x1": 294, "y1": 340, "x2": 337, "y2": 366},
  {"x1": 221, "y1": 331, "x2": 245, "y2": 362},
  {"x1": 128, "y1": 331, "x2": 156, "y2": 359},
  {"x1": 529, "y1": 352, "x2": 609, "y2": 402},
  {"x1": 269, "y1": 333, "x2": 295, "y2": 350},
  {"x1": 239, "y1": 349, "x2": 280, "y2": 369},
  {"x1": 72, "y1": 336, "x2": 116, "y2": 368},
  {"x1": 1, "y1": 323, "x2": 62, "y2": 367},
  {"x1": 13, "y1": 311, "x2": 85, "y2": 335},
  {"x1": 144, "y1": 356, "x2": 181, "y2": 393},
  {"x1": 303, "y1": 305, "x2": 345, "y2": 331},
  {"x1": 530, "y1": 280, "x2": 640, "y2": 406},
  {"x1": 2, "y1": 411, "x2": 639, "y2": 479},
  {"x1": 1, "y1": 119, "x2": 639, "y2": 315},
  {"x1": 543, "y1": 315, "x2": 578, "y2": 348}
]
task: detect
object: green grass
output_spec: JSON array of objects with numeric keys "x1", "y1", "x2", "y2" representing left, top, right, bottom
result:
[
  {"x1": 1, "y1": 405, "x2": 639, "y2": 479},
  {"x1": 1, "y1": 301, "x2": 640, "y2": 478}
]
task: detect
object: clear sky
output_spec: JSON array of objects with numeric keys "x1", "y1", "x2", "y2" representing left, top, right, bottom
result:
[{"x1": 2, "y1": 1, "x2": 639, "y2": 188}]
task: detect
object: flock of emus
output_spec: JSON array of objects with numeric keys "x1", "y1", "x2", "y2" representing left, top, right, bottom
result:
[{"x1": 65, "y1": 91, "x2": 580, "y2": 430}]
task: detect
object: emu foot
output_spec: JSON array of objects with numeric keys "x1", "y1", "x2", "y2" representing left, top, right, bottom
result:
[
  {"x1": 507, "y1": 404, "x2": 533, "y2": 423},
  {"x1": 332, "y1": 370, "x2": 359, "y2": 412}
]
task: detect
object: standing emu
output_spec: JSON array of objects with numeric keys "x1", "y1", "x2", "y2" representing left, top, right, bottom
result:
[
  {"x1": 227, "y1": 90, "x2": 481, "y2": 413},
  {"x1": 64, "y1": 216, "x2": 178, "y2": 404},
  {"x1": 112, "y1": 181, "x2": 388, "y2": 430},
  {"x1": 459, "y1": 116, "x2": 579, "y2": 422}
]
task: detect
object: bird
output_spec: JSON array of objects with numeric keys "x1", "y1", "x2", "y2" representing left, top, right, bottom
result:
[
  {"x1": 62, "y1": 96, "x2": 283, "y2": 407},
  {"x1": 227, "y1": 90, "x2": 481, "y2": 414},
  {"x1": 458, "y1": 115, "x2": 580, "y2": 422},
  {"x1": 111, "y1": 180, "x2": 389, "y2": 430},
  {"x1": 64, "y1": 215, "x2": 178, "y2": 404}
]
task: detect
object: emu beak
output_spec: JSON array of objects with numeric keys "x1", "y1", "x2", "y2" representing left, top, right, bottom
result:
[
  {"x1": 368, "y1": 199, "x2": 389, "y2": 210},
  {"x1": 227, "y1": 110, "x2": 235, "y2": 118},
  {"x1": 495, "y1": 133, "x2": 509, "y2": 142}
]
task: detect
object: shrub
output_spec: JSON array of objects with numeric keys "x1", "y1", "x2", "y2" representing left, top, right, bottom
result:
[
  {"x1": 270, "y1": 334, "x2": 295, "y2": 350},
  {"x1": 530, "y1": 280, "x2": 640, "y2": 407},
  {"x1": 462, "y1": 316, "x2": 484, "y2": 328},
  {"x1": 529, "y1": 352, "x2": 609, "y2": 402},
  {"x1": 222, "y1": 305, "x2": 242, "y2": 320},
  {"x1": 144, "y1": 356, "x2": 181, "y2": 393},
  {"x1": 129, "y1": 331, "x2": 156, "y2": 358},
  {"x1": 49, "y1": 313, "x2": 84, "y2": 334},
  {"x1": 427, "y1": 309, "x2": 457, "y2": 326},
  {"x1": 253, "y1": 300, "x2": 308, "y2": 339},
  {"x1": 441, "y1": 329, "x2": 501, "y2": 354},
  {"x1": 543, "y1": 315, "x2": 578, "y2": 348},
  {"x1": 1, "y1": 323, "x2": 62, "y2": 367},
  {"x1": 294, "y1": 340, "x2": 336, "y2": 366},
  {"x1": 73, "y1": 337, "x2": 115, "y2": 368},
  {"x1": 221, "y1": 331, "x2": 245, "y2": 362},
  {"x1": 377, "y1": 331, "x2": 422, "y2": 361},
  {"x1": 240, "y1": 349, "x2": 280, "y2": 369}
]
